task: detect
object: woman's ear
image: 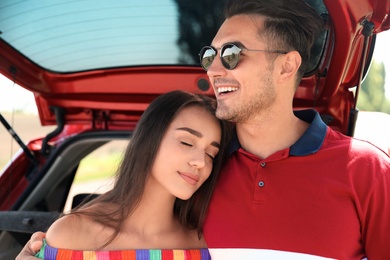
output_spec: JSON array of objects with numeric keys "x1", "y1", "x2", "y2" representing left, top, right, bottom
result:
[{"x1": 279, "y1": 51, "x2": 301, "y2": 82}]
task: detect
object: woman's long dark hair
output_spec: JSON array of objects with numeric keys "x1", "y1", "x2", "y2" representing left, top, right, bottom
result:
[{"x1": 71, "y1": 90, "x2": 232, "y2": 248}]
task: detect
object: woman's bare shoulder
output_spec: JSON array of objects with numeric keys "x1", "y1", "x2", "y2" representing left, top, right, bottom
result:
[
  {"x1": 45, "y1": 213, "x2": 84, "y2": 248},
  {"x1": 45, "y1": 205, "x2": 114, "y2": 250}
]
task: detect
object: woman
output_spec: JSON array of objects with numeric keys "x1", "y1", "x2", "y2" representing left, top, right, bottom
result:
[{"x1": 35, "y1": 90, "x2": 231, "y2": 259}]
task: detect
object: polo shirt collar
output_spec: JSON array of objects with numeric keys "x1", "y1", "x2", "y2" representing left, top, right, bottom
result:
[{"x1": 229, "y1": 109, "x2": 327, "y2": 156}]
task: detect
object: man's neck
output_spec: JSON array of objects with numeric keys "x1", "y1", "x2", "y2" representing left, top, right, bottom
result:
[{"x1": 236, "y1": 111, "x2": 309, "y2": 159}]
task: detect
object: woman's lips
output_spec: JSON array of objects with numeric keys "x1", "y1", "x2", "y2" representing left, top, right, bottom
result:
[{"x1": 178, "y1": 172, "x2": 199, "y2": 185}]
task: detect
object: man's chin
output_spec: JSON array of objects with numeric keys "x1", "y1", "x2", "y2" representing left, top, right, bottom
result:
[{"x1": 216, "y1": 111, "x2": 234, "y2": 122}]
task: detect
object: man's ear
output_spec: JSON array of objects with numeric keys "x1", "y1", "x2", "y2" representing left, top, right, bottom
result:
[{"x1": 278, "y1": 51, "x2": 301, "y2": 82}]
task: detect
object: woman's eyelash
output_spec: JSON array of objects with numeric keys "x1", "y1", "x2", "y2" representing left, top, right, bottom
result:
[
  {"x1": 180, "y1": 140, "x2": 216, "y2": 160},
  {"x1": 206, "y1": 153, "x2": 215, "y2": 160}
]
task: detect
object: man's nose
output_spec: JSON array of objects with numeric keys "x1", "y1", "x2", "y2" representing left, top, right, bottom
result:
[{"x1": 207, "y1": 56, "x2": 227, "y2": 78}]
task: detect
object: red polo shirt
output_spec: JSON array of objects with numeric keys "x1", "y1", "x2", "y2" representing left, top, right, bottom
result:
[{"x1": 204, "y1": 110, "x2": 390, "y2": 260}]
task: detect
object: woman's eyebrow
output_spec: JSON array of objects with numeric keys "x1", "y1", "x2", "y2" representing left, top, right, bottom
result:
[
  {"x1": 177, "y1": 127, "x2": 202, "y2": 138},
  {"x1": 176, "y1": 127, "x2": 220, "y2": 148}
]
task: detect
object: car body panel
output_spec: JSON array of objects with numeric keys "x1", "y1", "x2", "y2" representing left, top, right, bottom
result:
[{"x1": 0, "y1": 0, "x2": 388, "y2": 131}]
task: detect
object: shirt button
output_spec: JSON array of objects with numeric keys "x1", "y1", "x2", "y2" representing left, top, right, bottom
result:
[
  {"x1": 258, "y1": 181, "x2": 265, "y2": 187},
  {"x1": 260, "y1": 162, "x2": 266, "y2": 167}
]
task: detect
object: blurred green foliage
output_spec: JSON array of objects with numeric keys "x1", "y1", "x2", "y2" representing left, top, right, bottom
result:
[
  {"x1": 74, "y1": 151, "x2": 123, "y2": 183},
  {"x1": 357, "y1": 60, "x2": 390, "y2": 113}
]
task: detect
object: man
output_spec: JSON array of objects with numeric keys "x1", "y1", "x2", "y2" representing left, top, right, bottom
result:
[
  {"x1": 199, "y1": 0, "x2": 390, "y2": 259},
  {"x1": 17, "y1": 0, "x2": 390, "y2": 259}
]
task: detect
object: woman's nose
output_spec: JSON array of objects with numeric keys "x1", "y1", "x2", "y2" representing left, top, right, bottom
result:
[{"x1": 188, "y1": 150, "x2": 206, "y2": 169}]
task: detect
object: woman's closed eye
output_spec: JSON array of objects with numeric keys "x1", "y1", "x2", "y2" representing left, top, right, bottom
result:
[
  {"x1": 206, "y1": 153, "x2": 215, "y2": 160},
  {"x1": 180, "y1": 141, "x2": 217, "y2": 160},
  {"x1": 180, "y1": 141, "x2": 193, "y2": 147},
  {"x1": 206, "y1": 148, "x2": 219, "y2": 161}
]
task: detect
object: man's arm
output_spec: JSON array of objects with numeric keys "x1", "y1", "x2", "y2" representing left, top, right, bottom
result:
[{"x1": 15, "y1": 232, "x2": 46, "y2": 260}]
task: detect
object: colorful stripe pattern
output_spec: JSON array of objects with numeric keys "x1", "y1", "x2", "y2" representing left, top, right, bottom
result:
[{"x1": 36, "y1": 240, "x2": 211, "y2": 260}]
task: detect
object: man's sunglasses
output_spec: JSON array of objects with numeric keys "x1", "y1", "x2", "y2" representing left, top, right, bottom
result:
[{"x1": 199, "y1": 43, "x2": 288, "y2": 71}]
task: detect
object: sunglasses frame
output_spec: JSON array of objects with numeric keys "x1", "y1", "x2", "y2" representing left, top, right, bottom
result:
[{"x1": 199, "y1": 43, "x2": 288, "y2": 71}]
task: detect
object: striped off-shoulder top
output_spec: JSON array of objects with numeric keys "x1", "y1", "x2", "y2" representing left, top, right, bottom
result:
[{"x1": 36, "y1": 239, "x2": 211, "y2": 260}]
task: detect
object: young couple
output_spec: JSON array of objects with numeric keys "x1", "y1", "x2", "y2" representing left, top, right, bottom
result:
[{"x1": 18, "y1": 0, "x2": 390, "y2": 259}]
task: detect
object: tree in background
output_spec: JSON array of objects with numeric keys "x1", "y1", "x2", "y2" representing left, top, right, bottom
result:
[
  {"x1": 357, "y1": 60, "x2": 390, "y2": 113},
  {"x1": 173, "y1": 0, "x2": 226, "y2": 64}
]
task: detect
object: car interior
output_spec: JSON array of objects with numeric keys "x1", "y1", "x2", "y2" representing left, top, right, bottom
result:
[{"x1": 0, "y1": 132, "x2": 129, "y2": 258}]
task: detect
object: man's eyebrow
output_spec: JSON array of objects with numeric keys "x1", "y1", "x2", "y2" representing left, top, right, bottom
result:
[
  {"x1": 230, "y1": 41, "x2": 246, "y2": 48},
  {"x1": 212, "y1": 41, "x2": 246, "y2": 49},
  {"x1": 176, "y1": 127, "x2": 220, "y2": 148}
]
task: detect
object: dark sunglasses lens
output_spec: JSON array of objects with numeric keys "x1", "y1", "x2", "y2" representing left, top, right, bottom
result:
[
  {"x1": 221, "y1": 44, "x2": 241, "y2": 70},
  {"x1": 200, "y1": 47, "x2": 216, "y2": 70}
]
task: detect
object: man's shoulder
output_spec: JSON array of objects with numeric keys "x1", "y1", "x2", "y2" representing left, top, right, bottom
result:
[
  {"x1": 324, "y1": 128, "x2": 390, "y2": 168},
  {"x1": 328, "y1": 128, "x2": 386, "y2": 152}
]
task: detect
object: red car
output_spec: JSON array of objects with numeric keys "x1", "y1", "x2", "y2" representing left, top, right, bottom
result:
[{"x1": 0, "y1": 0, "x2": 389, "y2": 258}]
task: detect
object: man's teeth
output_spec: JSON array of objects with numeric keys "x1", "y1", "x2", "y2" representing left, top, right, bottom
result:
[{"x1": 217, "y1": 87, "x2": 238, "y2": 93}]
